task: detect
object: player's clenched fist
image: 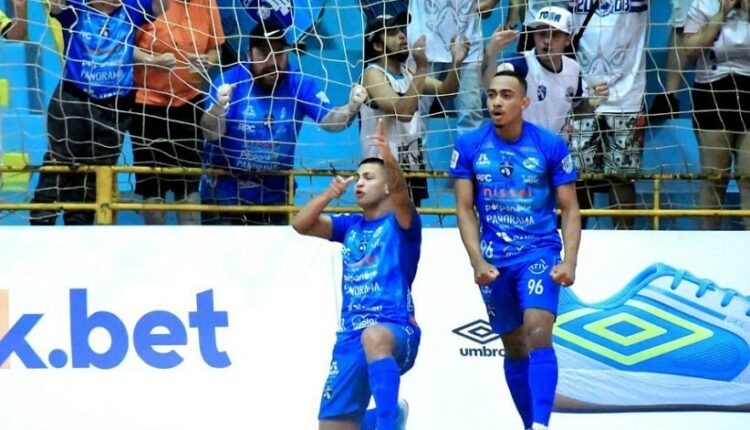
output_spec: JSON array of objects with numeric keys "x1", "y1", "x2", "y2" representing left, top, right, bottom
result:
[
  {"x1": 216, "y1": 84, "x2": 234, "y2": 111},
  {"x1": 348, "y1": 83, "x2": 368, "y2": 114}
]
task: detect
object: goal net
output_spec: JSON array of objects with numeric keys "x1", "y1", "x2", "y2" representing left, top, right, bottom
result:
[{"x1": 0, "y1": 0, "x2": 746, "y2": 229}]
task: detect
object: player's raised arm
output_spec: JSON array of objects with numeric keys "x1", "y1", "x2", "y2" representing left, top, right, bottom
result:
[
  {"x1": 292, "y1": 175, "x2": 355, "y2": 239},
  {"x1": 367, "y1": 119, "x2": 414, "y2": 229}
]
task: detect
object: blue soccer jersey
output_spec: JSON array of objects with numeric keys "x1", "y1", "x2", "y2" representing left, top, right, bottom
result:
[
  {"x1": 202, "y1": 64, "x2": 333, "y2": 205},
  {"x1": 55, "y1": 0, "x2": 152, "y2": 99},
  {"x1": 450, "y1": 121, "x2": 576, "y2": 267},
  {"x1": 330, "y1": 211, "x2": 421, "y2": 340}
]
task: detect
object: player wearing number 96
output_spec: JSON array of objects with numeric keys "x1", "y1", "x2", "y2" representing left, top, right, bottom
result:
[{"x1": 449, "y1": 70, "x2": 581, "y2": 430}]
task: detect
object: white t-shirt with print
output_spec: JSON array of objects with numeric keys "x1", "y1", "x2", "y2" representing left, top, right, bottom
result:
[
  {"x1": 407, "y1": 0, "x2": 482, "y2": 63},
  {"x1": 570, "y1": 0, "x2": 649, "y2": 114}
]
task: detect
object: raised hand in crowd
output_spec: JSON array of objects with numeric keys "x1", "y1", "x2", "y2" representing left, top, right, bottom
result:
[
  {"x1": 449, "y1": 36, "x2": 471, "y2": 67},
  {"x1": 347, "y1": 83, "x2": 369, "y2": 116},
  {"x1": 411, "y1": 35, "x2": 428, "y2": 71}
]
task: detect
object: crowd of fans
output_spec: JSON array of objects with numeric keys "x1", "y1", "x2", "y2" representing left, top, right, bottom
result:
[{"x1": 0, "y1": 0, "x2": 748, "y2": 228}]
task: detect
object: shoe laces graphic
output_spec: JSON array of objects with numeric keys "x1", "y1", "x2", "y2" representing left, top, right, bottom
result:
[{"x1": 668, "y1": 268, "x2": 750, "y2": 317}]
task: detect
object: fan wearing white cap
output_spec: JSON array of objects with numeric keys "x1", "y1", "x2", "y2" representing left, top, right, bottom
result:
[{"x1": 482, "y1": 6, "x2": 608, "y2": 140}]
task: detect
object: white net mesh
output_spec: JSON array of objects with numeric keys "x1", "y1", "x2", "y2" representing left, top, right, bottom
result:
[{"x1": 0, "y1": 0, "x2": 747, "y2": 228}]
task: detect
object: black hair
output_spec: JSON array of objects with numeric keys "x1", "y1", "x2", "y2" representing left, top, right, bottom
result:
[
  {"x1": 358, "y1": 157, "x2": 385, "y2": 167},
  {"x1": 493, "y1": 70, "x2": 528, "y2": 94}
]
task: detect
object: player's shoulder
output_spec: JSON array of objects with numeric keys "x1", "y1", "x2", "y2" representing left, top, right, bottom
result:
[{"x1": 457, "y1": 122, "x2": 494, "y2": 146}]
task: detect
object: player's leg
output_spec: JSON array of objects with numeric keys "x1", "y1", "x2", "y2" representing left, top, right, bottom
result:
[
  {"x1": 516, "y1": 254, "x2": 564, "y2": 429},
  {"x1": 319, "y1": 336, "x2": 370, "y2": 430},
  {"x1": 501, "y1": 326, "x2": 533, "y2": 430},
  {"x1": 482, "y1": 272, "x2": 532, "y2": 429},
  {"x1": 361, "y1": 323, "x2": 420, "y2": 430}
]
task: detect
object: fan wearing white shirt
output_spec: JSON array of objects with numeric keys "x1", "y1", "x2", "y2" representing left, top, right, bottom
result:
[{"x1": 683, "y1": 0, "x2": 750, "y2": 230}]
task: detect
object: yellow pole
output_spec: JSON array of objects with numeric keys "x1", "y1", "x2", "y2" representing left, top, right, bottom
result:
[
  {"x1": 653, "y1": 178, "x2": 661, "y2": 230},
  {"x1": 95, "y1": 166, "x2": 114, "y2": 225},
  {"x1": 287, "y1": 171, "x2": 295, "y2": 224}
]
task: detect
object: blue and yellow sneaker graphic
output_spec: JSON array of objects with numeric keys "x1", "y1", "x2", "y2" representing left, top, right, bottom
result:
[{"x1": 553, "y1": 263, "x2": 750, "y2": 412}]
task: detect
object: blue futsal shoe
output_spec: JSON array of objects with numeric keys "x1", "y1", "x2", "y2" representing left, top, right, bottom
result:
[{"x1": 553, "y1": 263, "x2": 750, "y2": 412}]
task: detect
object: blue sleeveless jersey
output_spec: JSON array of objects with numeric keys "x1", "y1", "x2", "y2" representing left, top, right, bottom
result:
[
  {"x1": 202, "y1": 63, "x2": 333, "y2": 205},
  {"x1": 55, "y1": 0, "x2": 152, "y2": 99},
  {"x1": 450, "y1": 122, "x2": 576, "y2": 267},
  {"x1": 330, "y1": 211, "x2": 421, "y2": 340}
]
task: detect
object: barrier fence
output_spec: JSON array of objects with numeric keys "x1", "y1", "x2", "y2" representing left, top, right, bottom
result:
[{"x1": 0, "y1": 165, "x2": 748, "y2": 229}]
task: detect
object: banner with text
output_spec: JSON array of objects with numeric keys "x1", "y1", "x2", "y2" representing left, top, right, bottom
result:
[{"x1": 0, "y1": 228, "x2": 747, "y2": 429}]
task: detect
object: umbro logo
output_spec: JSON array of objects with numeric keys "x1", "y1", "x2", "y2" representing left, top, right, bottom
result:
[{"x1": 452, "y1": 319, "x2": 501, "y2": 345}]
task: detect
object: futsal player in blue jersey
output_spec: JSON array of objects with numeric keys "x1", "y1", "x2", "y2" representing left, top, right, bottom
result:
[
  {"x1": 293, "y1": 119, "x2": 421, "y2": 430},
  {"x1": 30, "y1": 0, "x2": 163, "y2": 225},
  {"x1": 450, "y1": 70, "x2": 581, "y2": 430},
  {"x1": 200, "y1": 21, "x2": 368, "y2": 225}
]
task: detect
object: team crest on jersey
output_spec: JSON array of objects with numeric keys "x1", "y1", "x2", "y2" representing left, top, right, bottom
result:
[
  {"x1": 522, "y1": 157, "x2": 541, "y2": 170},
  {"x1": 499, "y1": 161, "x2": 514, "y2": 177},
  {"x1": 562, "y1": 154, "x2": 574, "y2": 173},
  {"x1": 537, "y1": 85, "x2": 547, "y2": 101}
]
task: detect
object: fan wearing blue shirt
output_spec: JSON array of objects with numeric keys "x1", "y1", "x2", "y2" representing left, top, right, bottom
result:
[
  {"x1": 292, "y1": 120, "x2": 421, "y2": 430},
  {"x1": 30, "y1": 0, "x2": 161, "y2": 225},
  {"x1": 450, "y1": 70, "x2": 581, "y2": 430},
  {"x1": 200, "y1": 21, "x2": 368, "y2": 225}
]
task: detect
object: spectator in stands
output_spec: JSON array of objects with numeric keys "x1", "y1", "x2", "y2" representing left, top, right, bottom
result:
[
  {"x1": 217, "y1": 0, "x2": 323, "y2": 69},
  {"x1": 200, "y1": 21, "x2": 368, "y2": 225},
  {"x1": 408, "y1": 0, "x2": 497, "y2": 134},
  {"x1": 292, "y1": 120, "x2": 421, "y2": 430},
  {"x1": 30, "y1": 0, "x2": 163, "y2": 225},
  {"x1": 360, "y1": 13, "x2": 468, "y2": 207},
  {"x1": 451, "y1": 70, "x2": 580, "y2": 430},
  {"x1": 567, "y1": 0, "x2": 649, "y2": 229},
  {"x1": 129, "y1": 0, "x2": 224, "y2": 225},
  {"x1": 482, "y1": 7, "x2": 609, "y2": 139},
  {"x1": 483, "y1": 7, "x2": 608, "y2": 229},
  {"x1": 683, "y1": 0, "x2": 750, "y2": 230},
  {"x1": 505, "y1": 0, "x2": 568, "y2": 52},
  {"x1": 0, "y1": 0, "x2": 27, "y2": 40},
  {"x1": 649, "y1": 0, "x2": 696, "y2": 119}
]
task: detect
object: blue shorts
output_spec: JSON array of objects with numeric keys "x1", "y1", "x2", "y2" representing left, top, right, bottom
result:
[
  {"x1": 481, "y1": 252, "x2": 562, "y2": 335},
  {"x1": 318, "y1": 322, "x2": 421, "y2": 421}
]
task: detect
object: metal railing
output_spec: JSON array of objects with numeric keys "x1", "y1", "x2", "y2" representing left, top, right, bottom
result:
[{"x1": 0, "y1": 165, "x2": 748, "y2": 228}]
